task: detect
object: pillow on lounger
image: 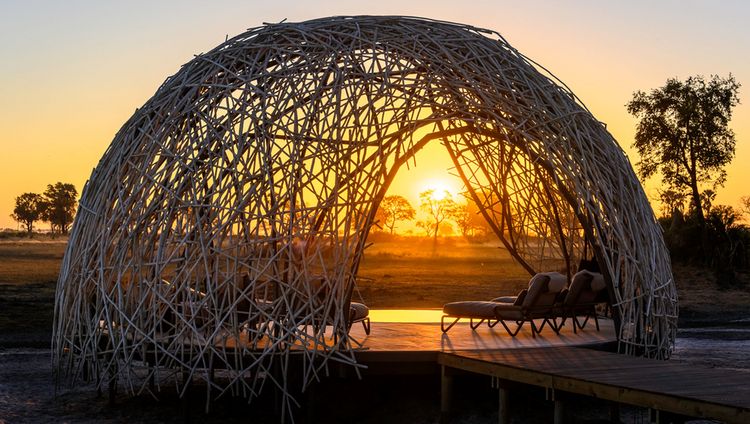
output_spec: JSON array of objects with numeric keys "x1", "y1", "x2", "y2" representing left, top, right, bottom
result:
[
  {"x1": 522, "y1": 272, "x2": 566, "y2": 308},
  {"x1": 349, "y1": 302, "x2": 369, "y2": 321},
  {"x1": 513, "y1": 289, "x2": 527, "y2": 306},
  {"x1": 590, "y1": 272, "x2": 606, "y2": 292},
  {"x1": 567, "y1": 270, "x2": 607, "y2": 305},
  {"x1": 522, "y1": 273, "x2": 550, "y2": 308},
  {"x1": 567, "y1": 270, "x2": 593, "y2": 305},
  {"x1": 545, "y1": 272, "x2": 567, "y2": 293},
  {"x1": 573, "y1": 269, "x2": 606, "y2": 292}
]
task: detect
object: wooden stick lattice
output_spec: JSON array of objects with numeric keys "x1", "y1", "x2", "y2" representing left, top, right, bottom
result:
[{"x1": 53, "y1": 15, "x2": 677, "y2": 418}]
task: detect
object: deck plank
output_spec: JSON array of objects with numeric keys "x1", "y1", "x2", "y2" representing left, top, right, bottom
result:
[{"x1": 438, "y1": 346, "x2": 750, "y2": 423}]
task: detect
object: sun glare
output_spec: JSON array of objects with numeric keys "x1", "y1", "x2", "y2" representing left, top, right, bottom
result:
[{"x1": 419, "y1": 178, "x2": 461, "y2": 200}]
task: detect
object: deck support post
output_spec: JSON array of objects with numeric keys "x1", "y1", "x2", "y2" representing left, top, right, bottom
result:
[
  {"x1": 440, "y1": 365, "x2": 453, "y2": 423},
  {"x1": 554, "y1": 398, "x2": 565, "y2": 424},
  {"x1": 548, "y1": 387, "x2": 566, "y2": 424},
  {"x1": 498, "y1": 386, "x2": 509, "y2": 424},
  {"x1": 649, "y1": 408, "x2": 660, "y2": 424}
]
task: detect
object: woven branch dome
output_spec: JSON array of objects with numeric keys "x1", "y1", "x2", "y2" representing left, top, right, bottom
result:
[{"x1": 54, "y1": 15, "x2": 676, "y2": 411}]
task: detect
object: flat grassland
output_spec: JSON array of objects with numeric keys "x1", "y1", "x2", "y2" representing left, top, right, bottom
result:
[
  {"x1": 0, "y1": 239, "x2": 65, "y2": 346},
  {"x1": 1, "y1": 237, "x2": 748, "y2": 423},
  {"x1": 357, "y1": 237, "x2": 531, "y2": 307},
  {"x1": 1, "y1": 236, "x2": 749, "y2": 347}
]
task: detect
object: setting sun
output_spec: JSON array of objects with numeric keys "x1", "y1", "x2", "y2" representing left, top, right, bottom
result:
[{"x1": 419, "y1": 178, "x2": 462, "y2": 200}]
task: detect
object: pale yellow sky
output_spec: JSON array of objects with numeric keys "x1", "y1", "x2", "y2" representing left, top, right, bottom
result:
[{"x1": 1, "y1": 1, "x2": 749, "y2": 228}]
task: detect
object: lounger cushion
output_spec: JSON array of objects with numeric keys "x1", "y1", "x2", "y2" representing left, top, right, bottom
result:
[
  {"x1": 522, "y1": 273, "x2": 550, "y2": 307},
  {"x1": 349, "y1": 302, "x2": 369, "y2": 322},
  {"x1": 522, "y1": 272, "x2": 566, "y2": 308},
  {"x1": 572, "y1": 270, "x2": 606, "y2": 291},
  {"x1": 566, "y1": 271, "x2": 592, "y2": 305},
  {"x1": 545, "y1": 272, "x2": 567, "y2": 293},
  {"x1": 493, "y1": 296, "x2": 516, "y2": 303},
  {"x1": 493, "y1": 303, "x2": 524, "y2": 321},
  {"x1": 443, "y1": 301, "x2": 499, "y2": 319},
  {"x1": 566, "y1": 270, "x2": 607, "y2": 305},
  {"x1": 590, "y1": 272, "x2": 606, "y2": 292},
  {"x1": 492, "y1": 289, "x2": 527, "y2": 305}
]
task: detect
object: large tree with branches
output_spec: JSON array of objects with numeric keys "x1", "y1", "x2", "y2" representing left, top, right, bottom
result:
[
  {"x1": 375, "y1": 195, "x2": 415, "y2": 234},
  {"x1": 627, "y1": 74, "x2": 740, "y2": 226},
  {"x1": 419, "y1": 189, "x2": 457, "y2": 245},
  {"x1": 12, "y1": 192, "x2": 44, "y2": 235},
  {"x1": 42, "y1": 182, "x2": 78, "y2": 235}
]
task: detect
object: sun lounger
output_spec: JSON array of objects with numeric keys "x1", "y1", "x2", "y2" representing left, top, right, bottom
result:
[
  {"x1": 556, "y1": 270, "x2": 607, "y2": 333},
  {"x1": 349, "y1": 302, "x2": 371, "y2": 334},
  {"x1": 295, "y1": 275, "x2": 371, "y2": 337},
  {"x1": 441, "y1": 301, "x2": 502, "y2": 332},
  {"x1": 441, "y1": 272, "x2": 567, "y2": 336}
]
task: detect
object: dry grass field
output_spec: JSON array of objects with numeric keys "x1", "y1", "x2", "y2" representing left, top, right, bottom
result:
[
  {"x1": 0, "y1": 238, "x2": 65, "y2": 346},
  {"x1": 0, "y1": 235, "x2": 748, "y2": 347},
  {"x1": 0, "y1": 239, "x2": 66, "y2": 284},
  {"x1": 0, "y1": 236, "x2": 748, "y2": 423},
  {"x1": 357, "y1": 237, "x2": 532, "y2": 307}
]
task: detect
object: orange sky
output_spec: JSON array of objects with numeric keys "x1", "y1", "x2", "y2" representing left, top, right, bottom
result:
[{"x1": 2, "y1": 1, "x2": 749, "y2": 229}]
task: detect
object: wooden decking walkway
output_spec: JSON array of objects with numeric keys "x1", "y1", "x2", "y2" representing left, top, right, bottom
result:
[{"x1": 438, "y1": 346, "x2": 750, "y2": 424}]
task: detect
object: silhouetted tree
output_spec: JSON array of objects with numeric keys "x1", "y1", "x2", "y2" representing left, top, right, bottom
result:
[
  {"x1": 375, "y1": 195, "x2": 415, "y2": 234},
  {"x1": 41, "y1": 182, "x2": 78, "y2": 235},
  {"x1": 660, "y1": 203, "x2": 750, "y2": 286},
  {"x1": 438, "y1": 221, "x2": 455, "y2": 237},
  {"x1": 627, "y1": 74, "x2": 740, "y2": 227},
  {"x1": 740, "y1": 196, "x2": 750, "y2": 218},
  {"x1": 419, "y1": 189, "x2": 457, "y2": 246},
  {"x1": 451, "y1": 202, "x2": 474, "y2": 237},
  {"x1": 11, "y1": 192, "x2": 44, "y2": 235},
  {"x1": 450, "y1": 199, "x2": 489, "y2": 238},
  {"x1": 705, "y1": 205, "x2": 748, "y2": 286},
  {"x1": 415, "y1": 219, "x2": 433, "y2": 237},
  {"x1": 657, "y1": 188, "x2": 687, "y2": 218}
]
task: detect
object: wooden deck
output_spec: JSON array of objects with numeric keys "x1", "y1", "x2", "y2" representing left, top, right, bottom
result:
[
  {"x1": 438, "y1": 346, "x2": 750, "y2": 424},
  {"x1": 327, "y1": 309, "x2": 617, "y2": 378},
  {"x1": 347, "y1": 309, "x2": 616, "y2": 367},
  {"x1": 103, "y1": 309, "x2": 616, "y2": 361},
  {"x1": 356, "y1": 311, "x2": 616, "y2": 350}
]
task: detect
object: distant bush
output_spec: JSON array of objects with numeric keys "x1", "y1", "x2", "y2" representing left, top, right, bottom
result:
[
  {"x1": 0, "y1": 229, "x2": 30, "y2": 239},
  {"x1": 464, "y1": 233, "x2": 493, "y2": 244},
  {"x1": 661, "y1": 205, "x2": 749, "y2": 288},
  {"x1": 0, "y1": 229, "x2": 60, "y2": 240}
]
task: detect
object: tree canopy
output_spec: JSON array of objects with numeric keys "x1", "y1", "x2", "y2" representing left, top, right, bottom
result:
[
  {"x1": 627, "y1": 74, "x2": 740, "y2": 224},
  {"x1": 418, "y1": 189, "x2": 458, "y2": 244},
  {"x1": 449, "y1": 199, "x2": 489, "y2": 238},
  {"x1": 42, "y1": 182, "x2": 78, "y2": 235},
  {"x1": 375, "y1": 195, "x2": 415, "y2": 234},
  {"x1": 12, "y1": 192, "x2": 44, "y2": 235}
]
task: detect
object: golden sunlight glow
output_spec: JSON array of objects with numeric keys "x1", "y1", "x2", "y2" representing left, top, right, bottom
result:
[
  {"x1": 387, "y1": 140, "x2": 466, "y2": 218},
  {"x1": 2, "y1": 4, "x2": 749, "y2": 229},
  {"x1": 368, "y1": 309, "x2": 444, "y2": 323},
  {"x1": 418, "y1": 178, "x2": 462, "y2": 200}
]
